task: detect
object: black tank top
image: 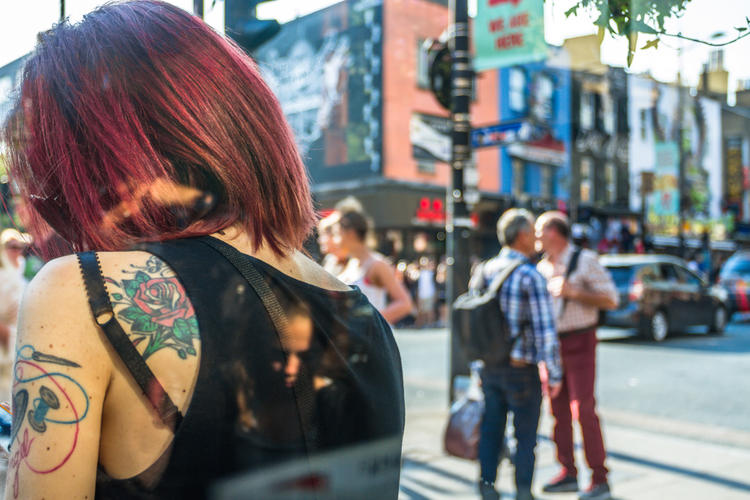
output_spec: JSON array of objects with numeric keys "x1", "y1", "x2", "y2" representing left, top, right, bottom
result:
[{"x1": 91, "y1": 237, "x2": 405, "y2": 498}]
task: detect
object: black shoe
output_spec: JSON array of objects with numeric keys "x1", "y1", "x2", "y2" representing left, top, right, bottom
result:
[
  {"x1": 478, "y1": 480, "x2": 500, "y2": 500},
  {"x1": 578, "y1": 482, "x2": 612, "y2": 500},
  {"x1": 542, "y1": 472, "x2": 579, "y2": 493}
]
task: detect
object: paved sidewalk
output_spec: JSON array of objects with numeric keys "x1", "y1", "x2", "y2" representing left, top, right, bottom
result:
[{"x1": 399, "y1": 408, "x2": 750, "y2": 500}]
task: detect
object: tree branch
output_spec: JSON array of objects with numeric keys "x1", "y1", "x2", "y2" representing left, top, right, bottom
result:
[{"x1": 659, "y1": 30, "x2": 750, "y2": 47}]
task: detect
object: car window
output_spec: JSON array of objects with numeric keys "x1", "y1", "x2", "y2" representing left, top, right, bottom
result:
[
  {"x1": 676, "y1": 265, "x2": 703, "y2": 286},
  {"x1": 660, "y1": 264, "x2": 680, "y2": 283},
  {"x1": 606, "y1": 266, "x2": 634, "y2": 288},
  {"x1": 636, "y1": 264, "x2": 660, "y2": 283},
  {"x1": 721, "y1": 255, "x2": 750, "y2": 279}
]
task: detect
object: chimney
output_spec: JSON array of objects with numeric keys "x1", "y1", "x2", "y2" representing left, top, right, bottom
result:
[
  {"x1": 698, "y1": 49, "x2": 729, "y2": 98},
  {"x1": 736, "y1": 79, "x2": 750, "y2": 108},
  {"x1": 562, "y1": 35, "x2": 606, "y2": 73}
]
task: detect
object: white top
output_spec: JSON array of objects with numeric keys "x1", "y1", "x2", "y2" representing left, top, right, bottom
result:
[
  {"x1": 338, "y1": 255, "x2": 387, "y2": 313},
  {"x1": 417, "y1": 269, "x2": 436, "y2": 300}
]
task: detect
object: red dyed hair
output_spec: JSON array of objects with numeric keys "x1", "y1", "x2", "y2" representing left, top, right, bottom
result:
[{"x1": 3, "y1": 0, "x2": 314, "y2": 259}]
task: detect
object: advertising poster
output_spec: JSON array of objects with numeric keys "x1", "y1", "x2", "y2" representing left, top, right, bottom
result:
[
  {"x1": 628, "y1": 75, "x2": 723, "y2": 237},
  {"x1": 648, "y1": 142, "x2": 680, "y2": 235},
  {"x1": 474, "y1": 0, "x2": 547, "y2": 71},
  {"x1": 255, "y1": 2, "x2": 384, "y2": 184}
]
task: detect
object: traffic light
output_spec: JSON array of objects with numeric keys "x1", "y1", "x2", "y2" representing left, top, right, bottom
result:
[
  {"x1": 225, "y1": 0, "x2": 280, "y2": 53},
  {"x1": 425, "y1": 38, "x2": 452, "y2": 111}
]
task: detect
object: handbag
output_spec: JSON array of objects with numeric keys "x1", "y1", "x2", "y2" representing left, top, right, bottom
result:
[{"x1": 443, "y1": 364, "x2": 484, "y2": 460}]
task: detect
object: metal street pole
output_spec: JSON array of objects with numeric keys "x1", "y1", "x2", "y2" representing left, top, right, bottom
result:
[
  {"x1": 677, "y1": 47, "x2": 686, "y2": 255},
  {"x1": 194, "y1": 0, "x2": 204, "y2": 18},
  {"x1": 447, "y1": 0, "x2": 473, "y2": 403},
  {"x1": 60, "y1": 0, "x2": 65, "y2": 21}
]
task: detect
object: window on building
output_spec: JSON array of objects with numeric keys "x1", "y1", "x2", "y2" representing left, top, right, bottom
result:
[
  {"x1": 580, "y1": 157, "x2": 592, "y2": 203},
  {"x1": 509, "y1": 67, "x2": 527, "y2": 114},
  {"x1": 417, "y1": 39, "x2": 430, "y2": 89},
  {"x1": 640, "y1": 109, "x2": 648, "y2": 140},
  {"x1": 580, "y1": 92, "x2": 595, "y2": 130},
  {"x1": 417, "y1": 160, "x2": 436, "y2": 174},
  {"x1": 530, "y1": 73, "x2": 554, "y2": 124},
  {"x1": 602, "y1": 94, "x2": 616, "y2": 135},
  {"x1": 605, "y1": 162, "x2": 616, "y2": 203}
]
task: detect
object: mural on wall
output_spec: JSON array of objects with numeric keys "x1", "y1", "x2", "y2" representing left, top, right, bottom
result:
[
  {"x1": 629, "y1": 75, "x2": 724, "y2": 238},
  {"x1": 255, "y1": 0, "x2": 383, "y2": 184}
]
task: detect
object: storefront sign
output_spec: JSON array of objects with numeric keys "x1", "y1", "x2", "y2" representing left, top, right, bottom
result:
[
  {"x1": 410, "y1": 114, "x2": 451, "y2": 163},
  {"x1": 471, "y1": 120, "x2": 528, "y2": 148},
  {"x1": 474, "y1": 0, "x2": 547, "y2": 71},
  {"x1": 507, "y1": 143, "x2": 566, "y2": 166},
  {"x1": 415, "y1": 197, "x2": 445, "y2": 223}
]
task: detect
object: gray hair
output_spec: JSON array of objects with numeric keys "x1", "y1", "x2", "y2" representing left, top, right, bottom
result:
[{"x1": 496, "y1": 208, "x2": 534, "y2": 246}]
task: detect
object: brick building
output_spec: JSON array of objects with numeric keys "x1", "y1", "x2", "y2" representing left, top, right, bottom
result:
[{"x1": 255, "y1": 0, "x2": 501, "y2": 259}]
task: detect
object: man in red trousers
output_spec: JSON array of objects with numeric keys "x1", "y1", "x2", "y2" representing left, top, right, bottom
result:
[{"x1": 535, "y1": 212, "x2": 618, "y2": 500}]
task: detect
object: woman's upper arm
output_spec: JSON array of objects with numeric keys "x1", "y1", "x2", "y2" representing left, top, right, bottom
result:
[
  {"x1": 372, "y1": 260, "x2": 411, "y2": 305},
  {"x1": 5, "y1": 255, "x2": 111, "y2": 500}
]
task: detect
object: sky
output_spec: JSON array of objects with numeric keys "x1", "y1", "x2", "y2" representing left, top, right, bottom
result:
[{"x1": 1, "y1": 0, "x2": 750, "y2": 92}]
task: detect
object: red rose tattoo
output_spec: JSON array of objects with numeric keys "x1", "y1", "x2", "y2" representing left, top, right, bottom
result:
[
  {"x1": 133, "y1": 278, "x2": 195, "y2": 327},
  {"x1": 112, "y1": 261, "x2": 199, "y2": 360}
]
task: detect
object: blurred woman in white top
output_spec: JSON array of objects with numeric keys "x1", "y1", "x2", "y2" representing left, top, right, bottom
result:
[
  {"x1": 0, "y1": 229, "x2": 30, "y2": 400},
  {"x1": 334, "y1": 210, "x2": 413, "y2": 324}
]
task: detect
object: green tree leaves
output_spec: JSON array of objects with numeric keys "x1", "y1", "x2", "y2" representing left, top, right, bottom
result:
[{"x1": 560, "y1": 0, "x2": 750, "y2": 66}]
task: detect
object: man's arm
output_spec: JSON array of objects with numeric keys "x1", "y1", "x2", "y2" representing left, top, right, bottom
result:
[
  {"x1": 552, "y1": 252, "x2": 618, "y2": 310},
  {"x1": 524, "y1": 270, "x2": 562, "y2": 385}
]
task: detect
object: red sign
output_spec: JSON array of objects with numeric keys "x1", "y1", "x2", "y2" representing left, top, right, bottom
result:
[{"x1": 415, "y1": 197, "x2": 446, "y2": 223}]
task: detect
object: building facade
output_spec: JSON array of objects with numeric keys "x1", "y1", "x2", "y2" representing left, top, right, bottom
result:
[{"x1": 255, "y1": 0, "x2": 501, "y2": 259}]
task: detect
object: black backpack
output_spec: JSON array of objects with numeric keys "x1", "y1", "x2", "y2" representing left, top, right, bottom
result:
[{"x1": 452, "y1": 259, "x2": 523, "y2": 366}]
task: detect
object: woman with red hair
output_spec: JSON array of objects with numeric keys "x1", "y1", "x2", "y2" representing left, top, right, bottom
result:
[{"x1": 2, "y1": 2, "x2": 404, "y2": 498}]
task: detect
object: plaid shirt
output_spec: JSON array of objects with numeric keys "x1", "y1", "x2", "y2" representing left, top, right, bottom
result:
[
  {"x1": 537, "y1": 244, "x2": 619, "y2": 333},
  {"x1": 477, "y1": 248, "x2": 562, "y2": 384}
]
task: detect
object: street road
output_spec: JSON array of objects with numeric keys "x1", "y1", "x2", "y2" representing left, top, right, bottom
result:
[{"x1": 394, "y1": 320, "x2": 750, "y2": 444}]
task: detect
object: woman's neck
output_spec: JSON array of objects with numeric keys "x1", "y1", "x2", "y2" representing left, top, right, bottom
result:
[{"x1": 348, "y1": 242, "x2": 370, "y2": 263}]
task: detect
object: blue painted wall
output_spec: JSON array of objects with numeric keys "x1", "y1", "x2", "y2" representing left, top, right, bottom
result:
[{"x1": 497, "y1": 58, "x2": 572, "y2": 200}]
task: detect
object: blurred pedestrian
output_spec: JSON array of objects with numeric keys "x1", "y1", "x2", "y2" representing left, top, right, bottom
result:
[
  {"x1": 473, "y1": 209, "x2": 562, "y2": 500},
  {"x1": 317, "y1": 210, "x2": 348, "y2": 275},
  {"x1": 416, "y1": 257, "x2": 436, "y2": 327},
  {"x1": 0, "y1": 229, "x2": 31, "y2": 401},
  {"x1": 335, "y1": 209, "x2": 413, "y2": 324},
  {"x1": 2, "y1": 2, "x2": 405, "y2": 497},
  {"x1": 535, "y1": 212, "x2": 618, "y2": 500}
]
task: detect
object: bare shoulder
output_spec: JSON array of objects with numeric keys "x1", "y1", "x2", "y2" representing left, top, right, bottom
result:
[
  {"x1": 20, "y1": 254, "x2": 104, "y2": 352},
  {"x1": 293, "y1": 251, "x2": 353, "y2": 292}
]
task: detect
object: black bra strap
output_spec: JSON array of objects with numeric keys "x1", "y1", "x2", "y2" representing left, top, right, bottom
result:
[{"x1": 77, "y1": 252, "x2": 183, "y2": 431}]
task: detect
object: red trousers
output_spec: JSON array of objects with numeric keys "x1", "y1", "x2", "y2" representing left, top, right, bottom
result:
[{"x1": 550, "y1": 329, "x2": 608, "y2": 484}]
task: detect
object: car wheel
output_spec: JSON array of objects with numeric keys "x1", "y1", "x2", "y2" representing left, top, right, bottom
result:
[
  {"x1": 649, "y1": 310, "x2": 669, "y2": 342},
  {"x1": 709, "y1": 306, "x2": 727, "y2": 335}
]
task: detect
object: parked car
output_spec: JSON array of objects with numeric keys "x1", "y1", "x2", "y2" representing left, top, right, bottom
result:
[
  {"x1": 599, "y1": 254, "x2": 729, "y2": 342},
  {"x1": 717, "y1": 251, "x2": 750, "y2": 318}
]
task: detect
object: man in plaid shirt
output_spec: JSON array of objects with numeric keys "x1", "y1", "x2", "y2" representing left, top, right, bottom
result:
[
  {"x1": 536, "y1": 211, "x2": 618, "y2": 500},
  {"x1": 475, "y1": 209, "x2": 562, "y2": 500}
]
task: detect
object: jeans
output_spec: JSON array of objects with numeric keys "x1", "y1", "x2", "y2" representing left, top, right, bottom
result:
[
  {"x1": 478, "y1": 365, "x2": 542, "y2": 491},
  {"x1": 549, "y1": 329, "x2": 608, "y2": 485}
]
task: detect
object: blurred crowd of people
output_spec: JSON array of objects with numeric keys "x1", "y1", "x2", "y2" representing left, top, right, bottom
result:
[{"x1": 316, "y1": 197, "x2": 448, "y2": 329}]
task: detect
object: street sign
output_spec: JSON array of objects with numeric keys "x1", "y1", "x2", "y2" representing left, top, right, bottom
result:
[
  {"x1": 471, "y1": 120, "x2": 529, "y2": 149},
  {"x1": 474, "y1": 0, "x2": 547, "y2": 71},
  {"x1": 410, "y1": 115, "x2": 451, "y2": 162}
]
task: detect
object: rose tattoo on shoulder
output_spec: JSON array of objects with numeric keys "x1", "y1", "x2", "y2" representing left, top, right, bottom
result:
[{"x1": 106, "y1": 258, "x2": 199, "y2": 360}]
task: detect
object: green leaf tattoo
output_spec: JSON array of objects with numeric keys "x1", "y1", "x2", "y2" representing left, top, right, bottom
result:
[{"x1": 106, "y1": 256, "x2": 200, "y2": 361}]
